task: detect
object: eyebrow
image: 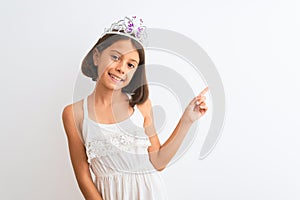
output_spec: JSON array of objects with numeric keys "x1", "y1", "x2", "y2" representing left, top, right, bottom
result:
[{"x1": 110, "y1": 50, "x2": 138, "y2": 64}]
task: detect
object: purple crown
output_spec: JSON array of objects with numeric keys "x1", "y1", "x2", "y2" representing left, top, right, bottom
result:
[{"x1": 101, "y1": 16, "x2": 148, "y2": 46}]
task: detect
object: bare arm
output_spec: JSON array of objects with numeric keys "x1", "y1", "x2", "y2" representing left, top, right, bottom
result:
[
  {"x1": 139, "y1": 87, "x2": 209, "y2": 171},
  {"x1": 62, "y1": 105, "x2": 103, "y2": 200},
  {"x1": 147, "y1": 114, "x2": 193, "y2": 171}
]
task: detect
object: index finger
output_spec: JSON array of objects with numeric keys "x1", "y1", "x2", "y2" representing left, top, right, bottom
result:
[{"x1": 198, "y1": 86, "x2": 209, "y2": 96}]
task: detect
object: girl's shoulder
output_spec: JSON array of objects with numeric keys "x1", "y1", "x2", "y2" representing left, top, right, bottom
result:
[
  {"x1": 136, "y1": 98, "x2": 154, "y2": 127},
  {"x1": 62, "y1": 99, "x2": 85, "y2": 140},
  {"x1": 136, "y1": 97, "x2": 152, "y2": 117}
]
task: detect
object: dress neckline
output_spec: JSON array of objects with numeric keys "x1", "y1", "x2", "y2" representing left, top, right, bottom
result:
[{"x1": 84, "y1": 95, "x2": 136, "y2": 127}]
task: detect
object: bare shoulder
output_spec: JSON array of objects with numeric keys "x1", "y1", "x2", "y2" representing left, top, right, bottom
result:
[
  {"x1": 62, "y1": 99, "x2": 84, "y2": 141},
  {"x1": 136, "y1": 98, "x2": 153, "y2": 127},
  {"x1": 136, "y1": 98, "x2": 152, "y2": 117},
  {"x1": 61, "y1": 99, "x2": 92, "y2": 185},
  {"x1": 137, "y1": 98, "x2": 162, "y2": 153}
]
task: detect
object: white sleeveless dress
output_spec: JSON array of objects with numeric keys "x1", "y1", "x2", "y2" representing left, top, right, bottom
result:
[{"x1": 81, "y1": 95, "x2": 168, "y2": 200}]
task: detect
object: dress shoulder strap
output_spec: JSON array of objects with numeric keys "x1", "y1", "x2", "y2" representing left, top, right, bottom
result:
[
  {"x1": 83, "y1": 96, "x2": 89, "y2": 119},
  {"x1": 125, "y1": 92, "x2": 132, "y2": 101}
]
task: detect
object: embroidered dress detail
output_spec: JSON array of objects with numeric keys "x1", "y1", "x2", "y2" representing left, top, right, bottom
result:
[
  {"x1": 81, "y1": 95, "x2": 168, "y2": 200},
  {"x1": 86, "y1": 130, "x2": 151, "y2": 163}
]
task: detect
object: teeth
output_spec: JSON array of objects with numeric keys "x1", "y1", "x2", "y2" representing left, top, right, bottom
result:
[
  {"x1": 112, "y1": 75, "x2": 120, "y2": 80},
  {"x1": 109, "y1": 73, "x2": 122, "y2": 81}
]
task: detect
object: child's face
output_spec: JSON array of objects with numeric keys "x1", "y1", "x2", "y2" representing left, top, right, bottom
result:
[{"x1": 93, "y1": 39, "x2": 140, "y2": 90}]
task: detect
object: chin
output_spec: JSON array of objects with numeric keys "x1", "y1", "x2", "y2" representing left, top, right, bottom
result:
[{"x1": 110, "y1": 82, "x2": 127, "y2": 90}]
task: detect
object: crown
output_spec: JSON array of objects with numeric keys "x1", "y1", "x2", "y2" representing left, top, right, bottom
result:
[{"x1": 101, "y1": 16, "x2": 148, "y2": 46}]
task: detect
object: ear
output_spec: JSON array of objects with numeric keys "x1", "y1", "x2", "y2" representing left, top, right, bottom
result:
[{"x1": 92, "y1": 48, "x2": 100, "y2": 66}]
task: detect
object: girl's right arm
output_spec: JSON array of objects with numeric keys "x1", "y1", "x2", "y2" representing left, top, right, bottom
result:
[{"x1": 62, "y1": 105, "x2": 103, "y2": 200}]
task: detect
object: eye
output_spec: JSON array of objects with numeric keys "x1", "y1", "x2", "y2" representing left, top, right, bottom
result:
[
  {"x1": 128, "y1": 63, "x2": 135, "y2": 69},
  {"x1": 111, "y1": 55, "x2": 120, "y2": 61}
]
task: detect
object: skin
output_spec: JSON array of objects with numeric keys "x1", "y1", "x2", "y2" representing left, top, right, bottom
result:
[
  {"x1": 62, "y1": 39, "x2": 209, "y2": 200},
  {"x1": 89, "y1": 39, "x2": 141, "y2": 124}
]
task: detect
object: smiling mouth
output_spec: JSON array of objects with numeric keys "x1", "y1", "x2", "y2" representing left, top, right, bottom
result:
[{"x1": 108, "y1": 72, "x2": 125, "y2": 81}]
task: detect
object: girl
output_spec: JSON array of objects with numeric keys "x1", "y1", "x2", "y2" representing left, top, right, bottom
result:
[{"x1": 62, "y1": 16, "x2": 209, "y2": 200}]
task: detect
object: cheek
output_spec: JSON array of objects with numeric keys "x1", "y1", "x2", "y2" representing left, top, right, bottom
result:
[
  {"x1": 97, "y1": 66, "x2": 106, "y2": 78},
  {"x1": 124, "y1": 70, "x2": 136, "y2": 83},
  {"x1": 128, "y1": 70, "x2": 137, "y2": 78},
  {"x1": 97, "y1": 58, "x2": 113, "y2": 75}
]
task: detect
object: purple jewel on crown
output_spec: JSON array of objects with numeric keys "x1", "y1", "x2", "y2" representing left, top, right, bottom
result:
[{"x1": 101, "y1": 16, "x2": 148, "y2": 46}]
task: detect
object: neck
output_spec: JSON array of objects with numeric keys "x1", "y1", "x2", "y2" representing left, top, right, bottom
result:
[{"x1": 91, "y1": 81, "x2": 124, "y2": 107}]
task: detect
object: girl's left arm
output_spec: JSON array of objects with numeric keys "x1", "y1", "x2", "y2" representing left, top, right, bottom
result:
[{"x1": 140, "y1": 87, "x2": 209, "y2": 171}]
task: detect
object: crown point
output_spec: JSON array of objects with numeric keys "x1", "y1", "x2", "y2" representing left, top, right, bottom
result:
[{"x1": 102, "y1": 16, "x2": 147, "y2": 46}]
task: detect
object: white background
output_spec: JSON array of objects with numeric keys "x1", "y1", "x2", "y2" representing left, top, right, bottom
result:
[{"x1": 1, "y1": 0, "x2": 299, "y2": 199}]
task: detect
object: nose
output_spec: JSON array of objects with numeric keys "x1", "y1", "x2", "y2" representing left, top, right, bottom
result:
[{"x1": 115, "y1": 61, "x2": 127, "y2": 75}]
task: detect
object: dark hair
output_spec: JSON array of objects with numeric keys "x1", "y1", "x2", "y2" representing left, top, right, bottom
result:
[{"x1": 81, "y1": 33, "x2": 149, "y2": 107}]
